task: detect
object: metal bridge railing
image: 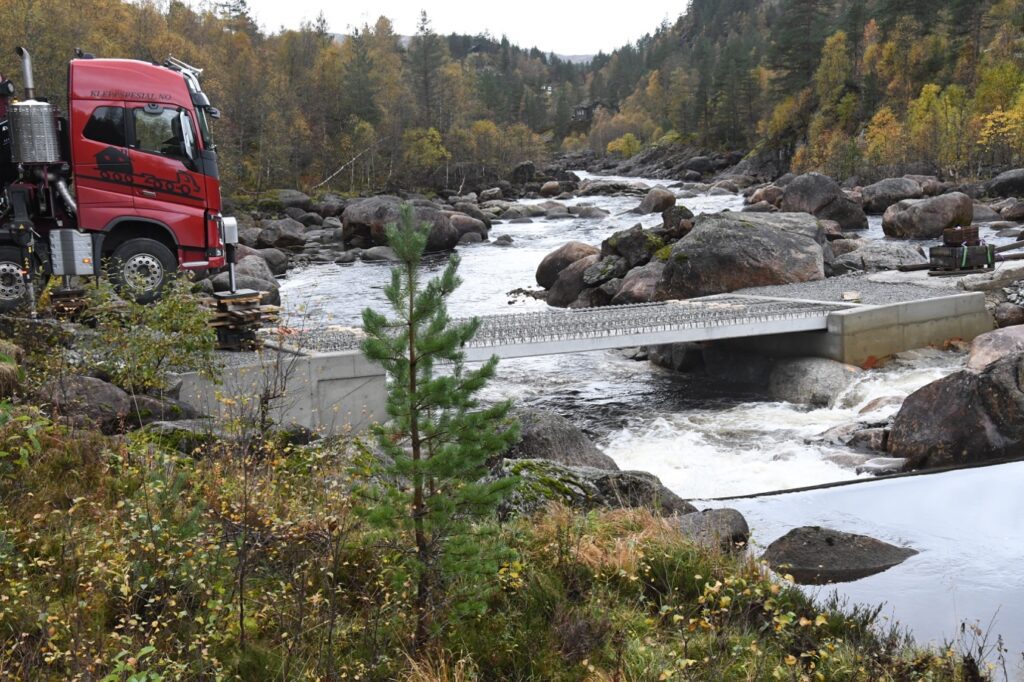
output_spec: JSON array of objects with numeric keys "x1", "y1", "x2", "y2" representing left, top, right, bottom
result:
[{"x1": 283, "y1": 296, "x2": 852, "y2": 355}]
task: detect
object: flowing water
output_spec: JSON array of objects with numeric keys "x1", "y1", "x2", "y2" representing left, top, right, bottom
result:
[{"x1": 279, "y1": 174, "x2": 1023, "y2": 665}]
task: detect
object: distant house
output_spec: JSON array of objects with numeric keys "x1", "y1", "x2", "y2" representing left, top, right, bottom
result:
[{"x1": 571, "y1": 100, "x2": 616, "y2": 132}]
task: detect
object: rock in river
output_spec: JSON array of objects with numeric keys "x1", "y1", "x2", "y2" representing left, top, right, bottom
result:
[
  {"x1": 536, "y1": 241, "x2": 600, "y2": 289},
  {"x1": 342, "y1": 196, "x2": 459, "y2": 252},
  {"x1": 768, "y1": 358, "x2": 863, "y2": 407},
  {"x1": 505, "y1": 409, "x2": 619, "y2": 470},
  {"x1": 780, "y1": 172, "x2": 868, "y2": 231},
  {"x1": 860, "y1": 177, "x2": 923, "y2": 214},
  {"x1": 763, "y1": 526, "x2": 918, "y2": 584},
  {"x1": 547, "y1": 254, "x2": 599, "y2": 307},
  {"x1": 632, "y1": 186, "x2": 676, "y2": 214},
  {"x1": 888, "y1": 352, "x2": 1024, "y2": 468},
  {"x1": 655, "y1": 211, "x2": 825, "y2": 301},
  {"x1": 966, "y1": 327, "x2": 1024, "y2": 371},
  {"x1": 677, "y1": 508, "x2": 750, "y2": 551},
  {"x1": 881, "y1": 192, "x2": 973, "y2": 239}
]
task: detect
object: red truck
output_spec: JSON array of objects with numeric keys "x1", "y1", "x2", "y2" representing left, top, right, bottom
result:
[{"x1": 0, "y1": 47, "x2": 235, "y2": 310}]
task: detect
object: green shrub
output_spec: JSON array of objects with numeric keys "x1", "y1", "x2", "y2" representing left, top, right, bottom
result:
[{"x1": 84, "y1": 277, "x2": 217, "y2": 392}]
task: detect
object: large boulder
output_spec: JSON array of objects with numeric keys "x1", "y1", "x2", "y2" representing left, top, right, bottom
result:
[
  {"x1": 233, "y1": 254, "x2": 276, "y2": 283},
  {"x1": 904, "y1": 174, "x2": 945, "y2": 196},
  {"x1": 763, "y1": 526, "x2": 918, "y2": 585},
  {"x1": 582, "y1": 256, "x2": 630, "y2": 287},
  {"x1": 1000, "y1": 200, "x2": 1024, "y2": 222},
  {"x1": 830, "y1": 241, "x2": 928, "y2": 275},
  {"x1": 447, "y1": 212, "x2": 489, "y2": 239},
  {"x1": 683, "y1": 156, "x2": 715, "y2": 174},
  {"x1": 547, "y1": 254, "x2": 599, "y2": 307},
  {"x1": 632, "y1": 187, "x2": 676, "y2": 214},
  {"x1": 888, "y1": 352, "x2": 1024, "y2": 468},
  {"x1": 677, "y1": 508, "x2": 750, "y2": 551},
  {"x1": 452, "y1": 203, "x2": 493, "y2": 229},
  {"x1": 505, "y1": 410, "x2": 619, "y2": 470},
  {"x1": 579, "y1": 179, "x2": 648, "y2": 197},
  {"x1": 987, "y1": 168, "x2": 1024, "y2": 197},
  {"x1": 257, "y1": 218, "x2": 307, "y2": 250},
  {"x1": 601, "y1": 224, "x2": 665, "y2": 269},
  {"x1": 536, "y1": 241, "x2": 600, "y2": 289},
  {"x1": 768, "y1": 358, "x2": 863, "y2": 407},
  {"x1": 495, "y1": 458, "x2": 696, "y2": 518},
  {"x1": 275, "y1": 189, "x2": 313, "y2": 211},
  {"x1": 316, "y1": 193, "x2": 346, "y2": 218},
  {"x1": 647, "y1": 342, "x2": 704, "y2": 372},
  {"x1": 540, "y1": 181, "x2": 562, "y2": 197},
  {"x1": 40, "y1": 375, "x2": 131, "y2": 434},
  {"x1": 655, "y1": 212, "x2": 825, "y2": 301},
  {"x1": 612, "y1": 261, "x2": 665, "y2": 305},
  {"x1": 748, "y1": 184, "x2": 785, "y2": 207},
  {"x1": 342, "y1": 196, "x2": 459, "y2": 252},
  {"x1": 881, "y1": 192, "x2": 974, "y2": 239},
  {"x1": 256, "y1": 248, "x2": 289, "y2": 276},
  {"x1": 861, "y1": 177, "x2": 923, "y2": 213},
  {"x1": 995, "y1": 303, "x2": 1024, "y2": 328},
  {"x1": 966, "y1": 327, "x2": 1024, "y2": 371},
  {"x1": 569, "y1": 205, "x2": 611, "y2": 219},
  {"x1": 511, "y1": 160, "x2": 535, "y2": 184},
  {"x1": 973, "y1": 204, "x2": 1002, "y2": 223},
  {"x1": 780, "y1": 173, "x2": 868, "y2": 231}
]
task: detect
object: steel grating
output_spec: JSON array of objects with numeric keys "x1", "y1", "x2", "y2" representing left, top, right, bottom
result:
[{"x1": 277, "y1": 295, "x2": 855, "y2": 359}]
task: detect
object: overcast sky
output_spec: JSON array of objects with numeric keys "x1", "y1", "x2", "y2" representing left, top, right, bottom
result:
[{"x1": 240, "y1": 1, "x2": 689, "y2": 56}]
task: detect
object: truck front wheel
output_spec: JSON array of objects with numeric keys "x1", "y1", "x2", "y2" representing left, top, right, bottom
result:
[
  {"x1": 108, "y1": 238, "x2": 177, "y2": 303},
  {"x1": 0, "y1": 246, "x2": 29, "y2": 312}
]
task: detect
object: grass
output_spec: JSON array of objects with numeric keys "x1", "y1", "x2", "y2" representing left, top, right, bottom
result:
[{"x1": 0, "y1": 403, "x2": 994, "y2": 680}]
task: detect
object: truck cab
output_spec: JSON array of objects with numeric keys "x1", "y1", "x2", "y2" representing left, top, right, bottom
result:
[{"x1": 0, "y1": 49, "x2": 228, "y2": 309}]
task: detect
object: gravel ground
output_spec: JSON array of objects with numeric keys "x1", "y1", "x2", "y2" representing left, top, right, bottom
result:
[{"x1": 736, "y1": 273, "x2": 955, "y2": 305}]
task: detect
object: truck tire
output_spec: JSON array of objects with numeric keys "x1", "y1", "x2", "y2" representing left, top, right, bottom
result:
[
  {"x1": 0, "y1": 246, "x2": 30, "y2": 312},
  {"x1": 108, "y1": 238, "x2": 177, "y2": 303}
]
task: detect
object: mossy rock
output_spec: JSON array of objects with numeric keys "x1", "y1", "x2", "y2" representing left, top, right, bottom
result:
[
  {"x1": 494, "y1": 458, "x2": 695, "y2": 519},
  {"x1": 498, "y1": 459, "x2": 601, "y2": 517}
]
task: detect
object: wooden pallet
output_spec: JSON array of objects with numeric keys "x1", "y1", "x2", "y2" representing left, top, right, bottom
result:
[{"x1": 205, "y1": 290, "x2": 279, "y2": 350}]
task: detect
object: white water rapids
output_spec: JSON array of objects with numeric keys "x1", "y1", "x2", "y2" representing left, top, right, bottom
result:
[{"x1": 279, "y1": 173, "x2": 1024, "y2": 668}]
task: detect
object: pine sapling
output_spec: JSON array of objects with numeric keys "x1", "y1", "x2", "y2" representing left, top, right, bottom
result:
[{"x1": 359, "y1": 203, "x2": 519, "y2": 651}]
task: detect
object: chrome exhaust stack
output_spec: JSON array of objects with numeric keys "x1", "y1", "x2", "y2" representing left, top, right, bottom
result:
[{"x1": 14, "y1": 47, "x2": 35, "y2": 100}]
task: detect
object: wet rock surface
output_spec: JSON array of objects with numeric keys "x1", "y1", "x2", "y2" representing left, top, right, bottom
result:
[
  {"x1": 888, "y1": 352, "x2": 1024, "y2": 468},
  {"x1": 677, "y1": 508, "x2": 750, "y2": 551},
  {"x1": 655, "y1": 211, "x2": 825, "y2": 300},
  {"x1": 763, "y1": 526, "x2": 918, "y2": 584},
  {"x1": 505, "y1": 409, "x2": 619, "y2": 470}
]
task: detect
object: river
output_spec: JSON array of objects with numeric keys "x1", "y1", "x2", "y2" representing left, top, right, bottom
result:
[{"x1": 278, "y1": 173, "x2": 1024, "y2": 671}]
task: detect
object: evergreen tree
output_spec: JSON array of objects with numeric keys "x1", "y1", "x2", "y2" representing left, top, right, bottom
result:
[
  {"x1": 407, "y1": 11, "x2": 450, "y2": 129},
  {"x1": 768, "y1": 0, "x2": 828, "y2": 93},
  {"x1": 340, "y1": 29, "x2": 381, "y2": 125},
  {"x1": 360, "y1": 204, "x2": 519, "y2": 651}
]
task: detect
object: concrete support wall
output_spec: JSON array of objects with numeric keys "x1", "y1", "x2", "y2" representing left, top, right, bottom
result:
[
  {"x1": 734, "y1": 293, "x2": 993, "y2": 365},
  {"x1": 176, "y1": 349, "x2": 386, "y2": 436}
]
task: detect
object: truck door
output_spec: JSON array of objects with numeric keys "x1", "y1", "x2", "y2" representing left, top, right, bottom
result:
[
  {"x1": 71, "y1": 101, "x2": 135, "y2": 228},
  {"x1": 127, "y1": 104, "x2": 208, "y2": 254}
]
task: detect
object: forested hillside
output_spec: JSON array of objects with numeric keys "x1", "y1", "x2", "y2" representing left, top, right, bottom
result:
[
  {"x1": 580, "y1": 0, "x2": 1024, "y2": 181},
  {"x1": 0, "y1": 1, "x2": 588, "y2": 195},
  {"x1": 2, "y1": 0, "x2": 1023, "y2": 196}
]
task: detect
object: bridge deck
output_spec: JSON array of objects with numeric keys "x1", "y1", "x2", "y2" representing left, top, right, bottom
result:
[{"x1": 286, "y1": 295, "x2": 855, "y2": 362}]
